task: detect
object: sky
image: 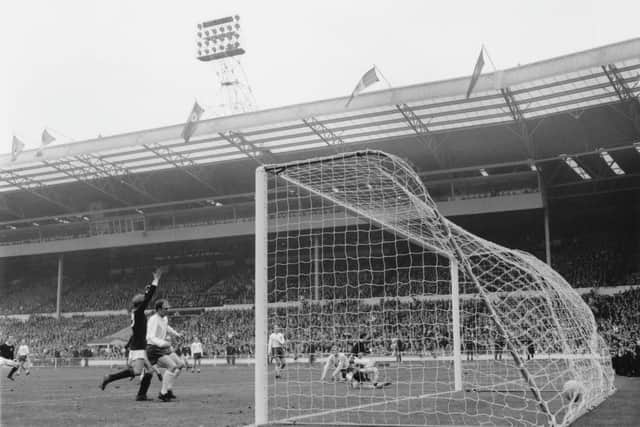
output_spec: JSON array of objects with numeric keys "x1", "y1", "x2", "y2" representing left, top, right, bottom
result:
[{"x1": 2, "y1": 0, "x2": 639, "y2": 155}]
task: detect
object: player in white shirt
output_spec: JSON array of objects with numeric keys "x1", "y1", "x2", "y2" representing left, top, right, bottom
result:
[
  {"x1": 190, "y1": 337, "x2": 203, "y2": 373},
  {"x1": 267, "y1": 326, "x2": 286, "y2": 379},
  {"x1": 16, "y1": 339, "x2": 30, "y2": 376},
  {"x1": 321, "y1": 347, "x2": 349, "y2": 382},
  {"x1": 146, "y1": 299, "x2": 185, "y2": 402}
]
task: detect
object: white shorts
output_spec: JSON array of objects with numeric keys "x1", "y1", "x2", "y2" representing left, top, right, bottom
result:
[
  {"x1": 128, "y1": 350, "x2": 147, "y2": 361},
  {"x1": 0, "y1": 357, "x2": 18, "y2": 368}
]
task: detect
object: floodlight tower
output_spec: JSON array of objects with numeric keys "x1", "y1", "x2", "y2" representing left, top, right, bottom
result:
[{"x1": 196, "y1": 15, "x2": 256, "y2": 115}]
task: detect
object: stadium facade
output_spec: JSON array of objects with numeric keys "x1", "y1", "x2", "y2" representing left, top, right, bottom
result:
[{"x1": 0, "y1": 37, "x2": 639, "y2": 310}]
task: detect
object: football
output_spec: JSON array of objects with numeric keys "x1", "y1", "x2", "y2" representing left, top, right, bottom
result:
[{"x1": 562, "y1": 380, "x2": 584, "y2": 403}]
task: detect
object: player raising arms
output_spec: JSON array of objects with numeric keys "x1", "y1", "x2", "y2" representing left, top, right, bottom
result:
[
  {"x1": 100, "y1": 267, "x2": 162, "y2": 401},
  {"x1": 321, "y1": 346, "x2": 349, "y2": 382},
  {"x1": 268, "y1": 325, "x2": 286, "y2": 379},
  {"x1": 0, "y1": 336, "x2": 19, "y2": 381},
  {"x1": 146, "y1": 298, "x2": 185, "y2": 402}
]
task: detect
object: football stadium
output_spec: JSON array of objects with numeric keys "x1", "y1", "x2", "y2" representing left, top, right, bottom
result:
[{"x1": 1, "y1": 36, "x2": 640, "y2": 427}]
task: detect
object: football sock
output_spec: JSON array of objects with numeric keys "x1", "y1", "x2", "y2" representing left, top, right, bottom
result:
[
  {"x1": 107, "y1": 368, "x2": 134, "y2": 384},
  {"x1": 161, "y1": 370, "x2": 175, "y2": 395},
  {"x1": 137, "y1": 373, "x2": 152, "y2": 397}
]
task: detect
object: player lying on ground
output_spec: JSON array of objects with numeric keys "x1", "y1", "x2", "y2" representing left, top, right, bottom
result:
[
  {"x1": 320, "y1": 347, "x2": 350, "y2": 382},
  {"x1": 100, "y1": 268, "x2": 163, "y2": 401},
  {"x1": 345, "y1": 359, "x2": 392, "y2": 389},
  {"x1": 346, "y1": 355, "x2": 392, "y2": 389}
]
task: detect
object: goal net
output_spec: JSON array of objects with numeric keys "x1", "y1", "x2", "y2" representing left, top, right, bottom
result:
[{"x1": 254, "y1": 150, "x2": 614, "y2": 427}]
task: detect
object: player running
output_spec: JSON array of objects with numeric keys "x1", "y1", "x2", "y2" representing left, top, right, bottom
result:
[
  {"x1": 100, "y1": 268, "x2": 162, "y2": 401},
  {"x1": 0, "y1": 336, "x2": 19, "y2": 381},
  {"x1": 320, "y1": 347, "x2": 349, "y2": 382},
  {"x1": 16, "y1": 339, "x2": 31, "y2": 376},
  {"x1": 146, "y1": 298, "x2": 185, "y2": 402},
  {"x1": 268, "y1": 325, "x2": 286, "y2": 379}
]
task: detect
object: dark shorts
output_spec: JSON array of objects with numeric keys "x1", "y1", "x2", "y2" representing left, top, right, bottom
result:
[
  {"x1": 193, "y1": 353, "x2": 202, "y2": 360},
  {"x1": 271, "y1": 347, "x2": 284, "y2": 358},
  {"x1": 18, "y1": 355, "x2": 27, "y2": 363},
  {"x1": 146, "y1": 345, "x2": 172, "y2": 365}
]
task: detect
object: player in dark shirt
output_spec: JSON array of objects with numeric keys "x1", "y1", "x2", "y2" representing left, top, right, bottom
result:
[
  {"x1": 100, "y1": 268, "x2": 162, "y2": 401},
  {"x1": 0, "y1": 337, "x2": 19, "y2": 381},
  {"x1": 351, "y1": 333, "x2": 371, "y2": 357}
]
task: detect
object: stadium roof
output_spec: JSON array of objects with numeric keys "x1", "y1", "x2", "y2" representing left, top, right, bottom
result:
[{"x1": 1, "y1": 38, "x2": 639, "y2": 221}]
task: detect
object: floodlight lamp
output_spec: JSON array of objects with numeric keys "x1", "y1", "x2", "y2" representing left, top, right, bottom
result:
[
  {"x1": 32, "y1": 222, "x2": 39, "y2": 227},
  {"x1": 234, "y1": 15, "x2": 239, "y2": 21},
  {"x1": 7, "y1": 225, "x2": 16, "y2": 230},
  {"x1": 480, "y1": 168, "x2": 488, "y2": 177},
  {"x1": 634, "y1": 142, "x2": 640, "y2": 153}
]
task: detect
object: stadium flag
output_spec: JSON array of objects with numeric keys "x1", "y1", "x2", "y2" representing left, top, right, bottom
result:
[
  {"x1": 346, "y1": 66, "x2": 381, "y2": 107},
  {"x1": 466, "y1": 48, "x2": 485, "y2": 99},
  {"x1": 11, "y1": 136, "x2": 25, "y2": 161},
  {"x1": 181, "y1": 101, "x2": 205, "y2": 143},
  {"x1": 37, "y1": 129, "x2": 56, "y2": 157}
]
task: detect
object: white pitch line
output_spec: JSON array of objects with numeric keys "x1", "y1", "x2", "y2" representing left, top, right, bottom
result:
[{"x1": 277, "y1": 378, "x2": 526, "y2": 424}]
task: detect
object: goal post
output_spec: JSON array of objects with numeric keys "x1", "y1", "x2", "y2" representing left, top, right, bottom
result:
[{"x1": 254, "y1": 150, "x2": 615, "y2": 427}]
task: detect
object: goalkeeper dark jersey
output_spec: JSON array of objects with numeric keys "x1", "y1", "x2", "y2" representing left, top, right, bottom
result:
[
  {"x1": 0, "y1": 343, "x2": 15, "y2": 359},
  {"x1": 129, "y1": 284, "x2": 156, "y2": 351}
]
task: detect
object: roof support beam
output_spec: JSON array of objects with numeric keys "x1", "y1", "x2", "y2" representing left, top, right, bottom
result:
[
  {"x1": 219, "y1": 131, "x2": 277, "y2": 165},
  {"x1": 501, "y1": 88, "x2": 535, "y2": 158},
  {"x1": 44, "y1": 159, "x2": 132, "y2": 206},
  {"x1": 395, "y1": 103, "x2": 446, "y2": 167},
  {"x1": 0, "y1": 170, "x2": 75, "y2": 212},
  {"x1": 74, "y1": 155, "x2": 159, "y2": 203},
  {"x1": 602, "y1": 64, "x2": 640, "y2": 134},
  {"x1": 302, "y1": 117, "x2": 343, "y2": 154},
  {"x1": 143, "y1": 144, "x2": 218, "y2": 196}
]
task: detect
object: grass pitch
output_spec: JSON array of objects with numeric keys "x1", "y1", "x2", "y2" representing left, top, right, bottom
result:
[{"x1": 0, "y1": 364, "x2": 637, "y2": 426}]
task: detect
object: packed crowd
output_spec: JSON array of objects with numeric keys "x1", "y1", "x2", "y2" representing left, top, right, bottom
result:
[{"x1": 587, "y1": 288, "x2": 640, "y2": 376}]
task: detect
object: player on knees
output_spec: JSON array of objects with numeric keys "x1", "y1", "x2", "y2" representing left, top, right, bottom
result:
[
  {"x1": 146, "y1": 298, "x2": 184, "y2": 402},
  {"x1": 321, "y1": 346, "x2": 349, "y2": 382},
  {"x1": 100, "y1": 268, "x2": 162, "y2": 401},
  {"x1": 268, "y1": 325, "x2": 286, "y2": 379},
  {"x1": 0, "y1": 337, "x2": 19, "y2": 381}
]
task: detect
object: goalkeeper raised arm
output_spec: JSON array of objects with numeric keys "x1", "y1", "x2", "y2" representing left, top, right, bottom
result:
[{"x1": 100, "y1": 267, "x2": 162, "y2": 401}]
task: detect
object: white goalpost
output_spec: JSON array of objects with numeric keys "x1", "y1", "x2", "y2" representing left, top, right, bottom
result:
[{"x1": 254, "y1": 150, "x2": 615, "y2": 427}]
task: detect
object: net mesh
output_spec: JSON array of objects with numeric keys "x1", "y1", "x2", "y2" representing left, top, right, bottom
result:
[{"x1": 261, "y1": 150, "x2": 614, "y2": 426}]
